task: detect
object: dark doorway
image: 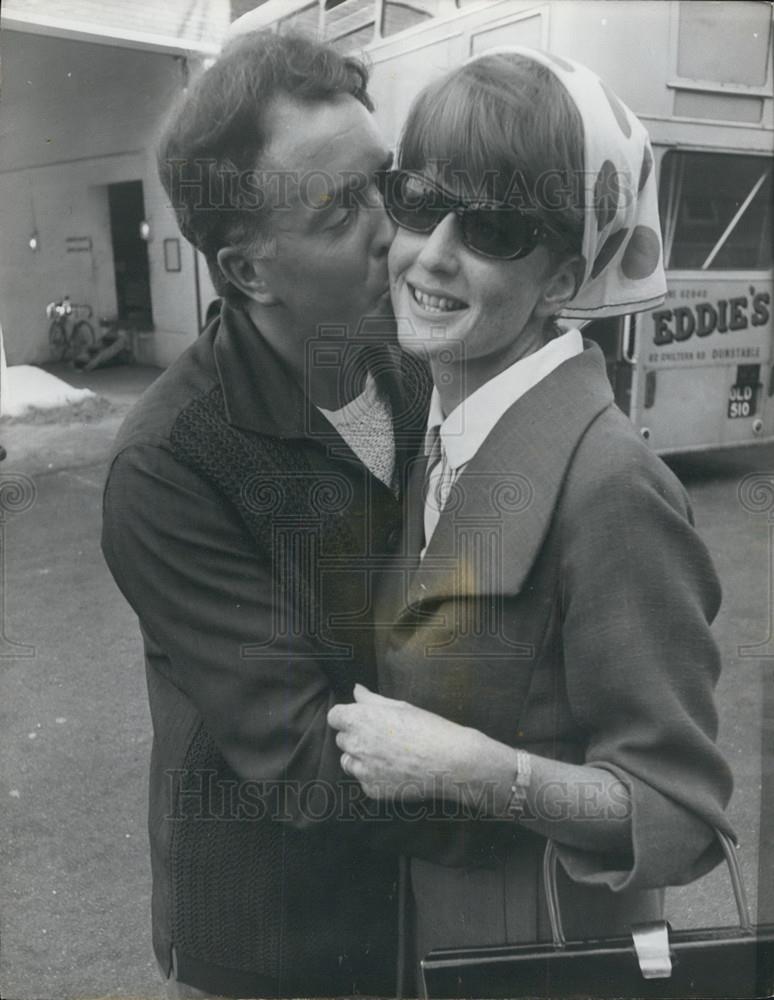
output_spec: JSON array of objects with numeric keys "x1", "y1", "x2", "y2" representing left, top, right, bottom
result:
[{"x1": 108, "y1": 180, "x2": 153, "y2": 329}]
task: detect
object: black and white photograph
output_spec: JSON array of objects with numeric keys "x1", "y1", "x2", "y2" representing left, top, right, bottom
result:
[{"x1": 0, "y1": 1, "x2": 772, "y2": 998}]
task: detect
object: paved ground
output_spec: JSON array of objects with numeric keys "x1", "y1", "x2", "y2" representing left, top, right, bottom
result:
[
  {"x1": 0, "y1": 363, "x2": 162, "y2": 477},
  {"x1": 662, "y1": 447, "x2": 774, "y2": 941},
  {"x1": 1, "y1": 363, "x2": 163, "y2": 1000},
  {"x1": 1, "y1": 461, "x2": 158, "y2": 1000},
  {"x1": 0, "y1": 364, "x2": 771, "y2": 998}
]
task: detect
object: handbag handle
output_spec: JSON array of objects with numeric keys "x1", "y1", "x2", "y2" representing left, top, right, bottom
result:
[{"x1": 542, "y1": 828, "x2": 752, "y2": 949}]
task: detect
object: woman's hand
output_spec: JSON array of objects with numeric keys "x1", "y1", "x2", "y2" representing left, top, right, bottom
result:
[
  {"x1": 328, "y1": 686, "x2": 633, "y2": 853},
  {"x1": 327, "y1": 684, "x2": 482, "y2": 800}
]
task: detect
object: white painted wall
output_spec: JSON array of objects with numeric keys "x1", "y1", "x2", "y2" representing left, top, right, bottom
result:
[
  {"x1": 0, "y1": 29, "x2": 214, "y2": 366},
  {"x1": 0, "y1": 324, "x2": 7, "y2": 416}
]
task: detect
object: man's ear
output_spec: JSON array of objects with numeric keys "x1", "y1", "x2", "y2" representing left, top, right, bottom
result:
[
  {"x1": 217, "y1": 246, "x2": 280, "y2": 306},
  {"x1": 535, "y1": 255, "x2": 584, "y2": 317}
]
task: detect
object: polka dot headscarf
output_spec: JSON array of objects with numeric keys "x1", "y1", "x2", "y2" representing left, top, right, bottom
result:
[{"x1": 468, "y1": 46, "x2": 666, "y2": 319}]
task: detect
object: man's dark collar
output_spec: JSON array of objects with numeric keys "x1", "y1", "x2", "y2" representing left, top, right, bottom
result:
[
  {"x1": 213, "y1": 301, "x2": 312, "y2": 438},
  {"x1": 212, "y1": 300, "x2": 415, "y2": 441}
]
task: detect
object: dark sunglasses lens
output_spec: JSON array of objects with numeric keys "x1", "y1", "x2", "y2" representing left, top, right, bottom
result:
[
  {"x1": 462, "y1": 207, "x2": 536, "y2": 258},
  {"x1": 380, "y1": 171, "x2": 542, "y2": 259},
  {"x1": 384, "y1": 172, "x2": 446, "y2": 233}
]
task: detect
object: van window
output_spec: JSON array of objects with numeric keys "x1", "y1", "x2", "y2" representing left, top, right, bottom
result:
[
  {"x1": 677, "y1": 1, "x2": 771, "y2": 88},
  {"x1": 381, "y1": 1, "x2": 436, "y2": 37},
  {"x1": 277, "y1": 2, "x2": 319, "y2": 34},
  {"x1": 323, "y1": 0, "x2": 374, "y2": 44},
  {"x1": 659, "y1": 151, "x2": 772, "y2": 270}
]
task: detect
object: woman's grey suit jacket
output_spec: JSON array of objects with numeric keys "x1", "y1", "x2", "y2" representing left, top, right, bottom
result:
[{"x1": 376, "y1": 342, "x2": 734, "y2": 956}]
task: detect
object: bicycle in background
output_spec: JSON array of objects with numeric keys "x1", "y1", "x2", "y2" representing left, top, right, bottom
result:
[{"x1": 46, "y1": 296, "x2": 95, "y2": 363}]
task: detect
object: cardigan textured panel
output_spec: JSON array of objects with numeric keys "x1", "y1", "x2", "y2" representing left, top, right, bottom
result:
[
  {"x1": 102, "y1": 303, "x2": 431, "y2": 997},
  {"x1": 376, "y1": 344, "x2": 734, "y2": 960}
]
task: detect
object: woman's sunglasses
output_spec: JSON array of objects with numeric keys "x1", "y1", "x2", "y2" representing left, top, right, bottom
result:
[{"x1": 378, "y1": 169, "x2": 566, "y2": 261}]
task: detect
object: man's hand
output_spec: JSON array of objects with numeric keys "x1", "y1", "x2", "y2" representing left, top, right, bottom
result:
[{"x1": 327, "y1": 684, "x2": 482, "y2": 800}]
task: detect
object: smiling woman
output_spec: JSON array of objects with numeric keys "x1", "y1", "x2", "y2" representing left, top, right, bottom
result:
[
  {"x1": 383, "y1": 51, "x2": 589, "y2": 405},
  {"x1": 328, "y1": 45, "x2": 735, "y2": 990}
]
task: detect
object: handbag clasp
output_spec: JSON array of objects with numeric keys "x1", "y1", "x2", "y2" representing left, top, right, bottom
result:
[{"x1": 631, "y1": 920, "x2": 673, "y2": 979}]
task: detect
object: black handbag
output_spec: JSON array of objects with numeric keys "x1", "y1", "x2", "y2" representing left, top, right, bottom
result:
[{"x1": 421, "y1": 829, "x2": 774, "y2": 998}]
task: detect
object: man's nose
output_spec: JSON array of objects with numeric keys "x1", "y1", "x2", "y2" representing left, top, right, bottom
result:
[{"x1": 416, "y1": 213, "x2": 459, "y2": 273}]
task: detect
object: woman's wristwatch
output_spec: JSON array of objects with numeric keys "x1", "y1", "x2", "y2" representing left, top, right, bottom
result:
[{"x1": 506, "y1": 748, "x2": 532, "y2": 820}]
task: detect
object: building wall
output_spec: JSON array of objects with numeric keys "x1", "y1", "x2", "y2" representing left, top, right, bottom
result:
[{"x1": 0, "y1": 29, "x2": 215, "y2": 365}]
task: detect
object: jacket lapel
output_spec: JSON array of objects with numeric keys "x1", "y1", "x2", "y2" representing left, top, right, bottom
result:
[{"x1": 404, "y1": 344, "x2": 614, "y2": 609}]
